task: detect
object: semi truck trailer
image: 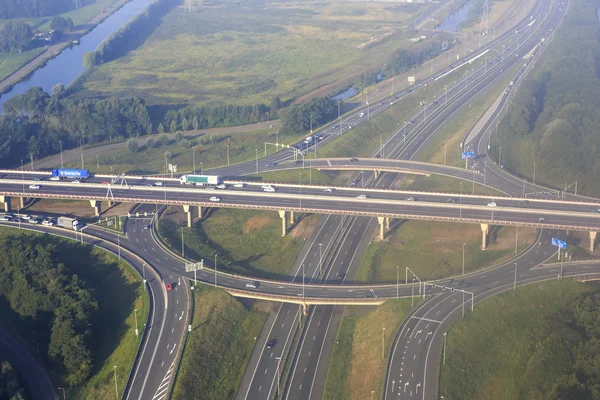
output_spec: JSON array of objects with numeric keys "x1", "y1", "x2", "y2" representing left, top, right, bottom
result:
[
  {"x1": 51, "y1": 168, "x2": 90, "y2": 179},
  {"x1": 57, "y1": 216, "x2": 81, "y2": 231},
  {"x1": 179, "y1": 175, "x2": 220, "y2": 185}
]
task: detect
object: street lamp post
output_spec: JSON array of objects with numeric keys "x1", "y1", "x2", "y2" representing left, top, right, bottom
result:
[
  {"x1": 193, "y1": 146, "x2": 196, "y2": 173},
  {"x1": 319, "y1": 243, "x2": 323, "y2": 275},
  {"x1": 255, "y1": 149, "x2": 258, "y2": 174},
  {"x1": 59, "y1": 140, "x2": 64, "y2": 169},
  {"x1": 533, "y1": 162, "x2": 536, "y2": 185},
  {"x1": 382, "y1": 327, "x2": 385, "y2": 360},
  {"x1": 443, "y1": 332, "x2": 447, "y2": 365},
  {"x1": 514, "y1": 262, "x2": 518, "y2": 290},
  {"x1": 29, "y1": 152, "x2": 33, "y2": 170},
  {"x1": 276, "y1": 356, "x2": 282, "y2": 397},
  {"x1": 396, "y1": 265, "x2": 399, "y2": 300},
  {"x1": 134, "y1": 308, "x2": 139, "y2": 338},
  {"x1": 214, "y1": 254, "x2": 218, "y2": 288},
  {"x1": 181, "y1": 227, "x2": 185, "y2": 258},
  {"x1": 227, "y1": 144, "x2": 230, "y2": 166},
  {"x1": 58, "y1": 387, "x2": 66, "y2": 400},
  {"x1": 143, "y1": 263, "x2": 146, "y2": 291},
  {"x1": 412, "y1": 279, "x2": 415, "y2": 307},
  {"x1": 302, "y1": 263, "x2": 305, "y2": 300},
  {"x1": 113, "y1": 366, "x2": 118, "y2": 399},
  {"x1": 462, "y1": 243, "x2": 465, "y2": 275},
  {"x1": 117, "y1": 234, "x2": 121, "y2": 260}
]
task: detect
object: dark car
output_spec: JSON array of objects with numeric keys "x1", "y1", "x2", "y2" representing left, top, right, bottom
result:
[
  {"x1": 295, "y1": 160, "x2": 303, "y2": 164},
  {"x1": 517, "y1": 200, "x2": 529, "y2": 205},
  {"x1": 143, "y1": 224, "x2": 151, "y2": 230},
  {"x1": 267, "y1": 338, "x2": 278, "y2": 349},
  {"x1": 349, "y1": 158, "x2": 359, "y2": 163}
]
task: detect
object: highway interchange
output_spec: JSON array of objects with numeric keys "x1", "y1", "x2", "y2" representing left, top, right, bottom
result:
[{"x1": 0, "y1": 0, "x2": 593, "y2": 398}]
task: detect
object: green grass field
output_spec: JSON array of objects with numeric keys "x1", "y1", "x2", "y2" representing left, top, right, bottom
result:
[
  {"x1": 0, "y1": 226, "x2": 148, "y2": 399},
  {"x1": 159, "y1": 207, "x2": 320, "y2": 278},
  {"x1": 355, "y1": 221, "x2": 536, "y2": 282},
  {"x1": 323, "y1": 300, "x2": 412, "y2": 400},
  {"x1": 440, "y1": 280, "x2": 595, "y2": 400},
  {"x1": 73, "y1": 0, "x2": 430, "y2": 106},
  {"x1": 0, "y1": 48, "x2": 45, "y2": 82},
  {"x1": 172, "y1": 285, "x2": 267, "y2": 399}
]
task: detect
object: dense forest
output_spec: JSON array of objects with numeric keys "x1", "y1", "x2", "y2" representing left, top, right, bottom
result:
[
  {"x1": 521, "y1": 292, "x2": 600, "y2": 399},
  {"x1": 0, "y1": 0, "x2": 92, "y2": 19},
  {"x1": 0, "y1": 22, "x2": 33, "y2": 54},
  {"x1": 0, "y1": 360, "x2": 28, "y2": 400},
  {"x1": 0, "y1": 235, "x2": 98, "y2": 386},
  {"x1": 0, "y1": 87, "x2": 151, "y2": 168},
  {"x1": 495, "y1": 0, "x2": 600, "y2": 195}
]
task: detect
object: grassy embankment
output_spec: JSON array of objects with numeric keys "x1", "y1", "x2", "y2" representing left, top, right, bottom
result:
[
  {"x1": 172, "y1": 285, "x2": 267, "y2": 399},
  {"x1": 323, "y1": 300, "x2": 412, "y2": 400},
  {"x1": 440, "y1": 280, "x2": 595, "y2": 400},
  {"x1": 0, "y1": 226, "x2": 148, "y2": 399},
  {"x1": 159, "y1": 207, "x2": 320, "y2": 279},
  {"x1": 73, "y1": 0, "x2": 427, "y2": 107}
]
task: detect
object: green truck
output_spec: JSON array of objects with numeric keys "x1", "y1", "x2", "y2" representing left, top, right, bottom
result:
[{"x1": 179, "y1": 175, "x2": 220, "y2": 186}]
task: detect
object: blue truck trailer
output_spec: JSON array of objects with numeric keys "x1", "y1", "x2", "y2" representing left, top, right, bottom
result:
[{"x1": 51, "y1": 168, "x2": 90, "y2": 179}]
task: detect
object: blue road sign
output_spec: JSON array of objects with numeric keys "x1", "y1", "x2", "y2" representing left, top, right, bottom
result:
[
  {"x1": 461, "y1": 151, "x2": 475, "y2": 159},
  {"x1": 551, "y1": 238, "x2": 566, "y2": 249}
]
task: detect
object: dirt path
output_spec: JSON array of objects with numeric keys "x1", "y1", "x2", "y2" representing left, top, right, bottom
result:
[
  {"x1": 32, "y1": 120, "x2": 281, "y2": 170},
  {"x1": 0, "y1": 0, "x2": 131, "y2": 94}
]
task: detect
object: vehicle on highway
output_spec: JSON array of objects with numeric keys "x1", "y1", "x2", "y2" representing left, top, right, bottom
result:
[
  {"x1": 33, "y1": 177, "x2": 42, "y2": 181},
  {"x1": 50, "y1": 176, "x2": 61, "y2": 181},
  {"x1": 446, "y1": 198, "x2": 455, "y2": 203},
  {"x1": 143, "y1": 224, "x2": 151, "y2": 230},
  {"x1": 263, "y1": 187, "x2": 276, "y2": 192},
  {"x1": 266, "y1": 162, "x2": 277, "y2": 167},
  {"x1": 323, "y1": 188, "x2": 333, "y2": 193},
  {"x1": 216, "y1": 184, "x2": 227, "y2": 189},
  {"x1": 29, "y1": 218, "x2": 41, "y2": 224},
  {"x1": 407, "y1": 197, "x2": 415, "y2": 201},
  {"x1": 409, "y1": 120, "x2": 415, "y2": 124},
  {"x1": 357, "y1": 194, "x2": 367, "y2": 199},
  {"x1": 517, "y1": 200, "x2": 530, "y2": 205},
  {"x1": 539, "y1": 217, "x2": 546, "y2": 222},
  {"x1": 51, "y1": 168, "x2": 90, "y2": 180},
  {"x1": 166, "y1": 283, "x2": 173, "y2": 291},
  {"x1": 180, "y1": 174, "x2": 220, "y2": 185},
  {"x1": 154, "y1": 181, "x2": 164, "y2": 186},
  {"x1": 595, "y1": 208, "x2": 600, "y2": 213},
  {"x1": 0, "y1": 216, "x2": 11, "y2": 221},
  {"x1": 21, "y1": 215, "x2": 31, "y2": 220},
  {"x1": 42, "y1": 220, "x2": 54, "y2": 226},
  {"x1": 487, "y1": 201, "x2": 497, "y2": 207},
  {"x1": 57, "y1": 216, "x2": 81, "y2": 231},
  {"x1": 266, "y1": 338, "x2": 278, "y2": 349},
  {"x1": 245, "y1": 282, "x2": 259, "y2": 289},
  {"x1": 209, "y1": 196, "x2": 221, "y2": 202},
  {"x1": 101, "y1": 181, "x2": 110, "y2": 185},
  {"x1": 28, "y1": 184, "x2": 40, "y2": 189},
  {"x1": 349, "y1": 158, "x2": 359, "y2": 162},
  {"x1": 233, "y1": 183, "x2": 245, "y2": 188},
  {"x1": 336, "y1": 272, "x2": 345, "y2": 280}
]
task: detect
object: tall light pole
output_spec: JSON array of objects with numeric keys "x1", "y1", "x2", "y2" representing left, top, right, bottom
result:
[
  {"x1": 382, "y1": 327, "x2": 386, "y2": 360},
  {"x1": 499, "y1": 146, "x2": 502, "y2": 166},
  {"x1": 412, "y1": 278, "x2": 415, "y2": 307},
  {"x1": 214, "y1": 254, "x2": 218, "y2": 288},
  {"x1": 299, "y1": 172, "x2": 302, "y2": 210},
  {"x1": 396, "y1": 265, "x2": 399, "y2": 300},
  {"x1": 181, "y1": 227, "x2": 185, "y2": 257},
  {"x1": 134, "y1": 308, "x2": 139, "y2": 338},
  {"x1": 514, "y1": 262, "x2": 518, "y2": 290},
  {"x1": 113, "y1": 366, "x2": 118, "y2": 399},
  {"x1": 58, "y1": 387, "x2": 66, "y2": 400},
  {"x1": 29, "y1": 152, "x2": 33, "y2": 170},
  {"x1": 443, "y1": 332, "x2": 447, "y2": 365},
  {"x1": 302, "y1": 263, "x2": 305, "y2": 300},
  {"x1": 193, "y1": 146, "x2": 196, "y2": 173},
  {"x1": 462, "y1": 243, "x2": 465, "y2": 275},
  {"x1": 319, "y1": 243, "x2": 323, "y2": 275},
  {"x1": 59, "y1": 140, "x2": 64, "y2": 169},
  {"x1": 143, "y1": 263, "x2": 146, "y2": 291},
  {"x1": 200, "y1": 161, "x2": 203, "y2": 175},
  {"x1": 96, "y1": 155, "x2": 100, "y2": 172},
  {"x1": 255, "y1": 149, "x2": 258, "y2": 174},
  {"x1": 227, "y1": 144, "x2": 230, "y2": 166},
  {"x1": 310, "y1": 115, "x2": 313, "y2": 133},
  {"x1": 117, "y1": 234, "x2": 121, "y2": 260},
  {"x1": 533, "y1": 162, "x2": 536, "y2": 185},
  {"x1": 276, "y1": 356, "x2": 282, "y2": 397}
]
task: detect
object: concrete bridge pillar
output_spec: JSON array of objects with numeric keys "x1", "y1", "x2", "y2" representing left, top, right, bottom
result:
[
  {"x1": 107, "y1": 200, "x2": 114, "y2": 208},
  {"x1": 590, "y1": 231, "x2": 597, "y2": 252},
  {"x1": 183, "y1": 205, "x2": 194, "y2": 228},
  {"x1": 377, "y1": 216, "x2": 385, "y2": 241},
  {"x1": 481, "y1": 223, "x2": 489, "y2": 250},
  {"x1": 89, "y1": 200, "x2": 101, "y2": 216},
  {"x1": 198, "y1": 206, "x2": 203, "y2": 219},
  {"x1": 19, "y1": 197, "x2": 25, "y2": 209},
  {"x1": 279, "y1": 210, "x2": 287, "y2": 237},
  {"x1": 385, "y1": 217, "x2": 390, "y2": 231},
  {"x1": 289, "y1": 211, "x2": 295, "y2": 225},
  {"x1": 0, "y1": 196, "x2": 10, "y2": 212}
]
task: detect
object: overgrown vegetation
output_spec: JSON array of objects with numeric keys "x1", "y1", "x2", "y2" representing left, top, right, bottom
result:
[
  {"x1": 0, "y1": 0, "x2": 92, "y2": 19},
  {"x1": 0, "y1": 227, "x2": 147, "y2": 396},
  {"x1": 494, "y1": 0, "x2": 600, "y2": 195},
  {"x1": 172, "y1": 286, "x2": 266, "y2": 399},
  {"x1": 441, "y1": 280, "x2": 599, "y2": 400},
  {"x1": 0, "y1": 359, "x2": 29, "y2": 400}
]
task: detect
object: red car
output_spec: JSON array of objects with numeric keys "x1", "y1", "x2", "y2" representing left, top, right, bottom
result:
[{"x1": 166, "y1": 283, "x2": 173, "y2": 291}]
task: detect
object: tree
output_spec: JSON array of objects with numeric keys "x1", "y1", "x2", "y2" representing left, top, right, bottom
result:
[
  {"x1": 0, "y1": 21, "x2": 32, "y2": 53},
  {"x1": 192, "y1": 116, "x2": 199, "y2": 131},
  {"x1": 180, "y1": 139, "x2": 191, "y2": 148},
  {"x1": 52, "y1": 83, "x2": 65, "y2": 97},
  {"x1": 157, "y1": 133, "x2": 169, "y2": 147},
  {"x1": 175, "y1": 131, "x2": 184, "y2": 143},
  {"x1": 66, "y1": 17, "x2": 74, "y2": 32},
  {"x1": 146, "y1": 138, "x2": 156, "y2": 149},
  {"x1": 50, "y1": 16, "x2": 67, "y2": 31},
  {"x1": 127, "y1": 138, "x2": 139, "y2": 153},
  {"x1": 181, "y1": 117, "x2": 189, "y2": 131},
  {"x1": 169, "y1": 120, "x2": 177, "y2": 133},
  {"x1": 157, "y1": 123, "x2": 165, "y2": 134}
]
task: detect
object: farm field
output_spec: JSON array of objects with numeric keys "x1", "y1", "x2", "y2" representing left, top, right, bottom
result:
[{"x1": 74, "y1": 0, "x2": 431, "y2": 106}]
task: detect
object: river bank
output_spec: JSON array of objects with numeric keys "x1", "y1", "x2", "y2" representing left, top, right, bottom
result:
[{"x1": 0, "y1": 0, "x2": 132, "y2": 98}]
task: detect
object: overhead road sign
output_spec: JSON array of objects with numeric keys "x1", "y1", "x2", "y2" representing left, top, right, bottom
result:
[
  {"x1": 461, "y1": 151, "x2": 475, "y2": 159},
  {"x1": 551, "y1": 238, "x2": 566, "y2": 249}
]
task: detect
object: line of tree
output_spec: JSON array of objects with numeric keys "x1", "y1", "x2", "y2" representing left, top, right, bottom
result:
[
  {"x1": 0, "y1": 0, "x2": 93, "y2": 19},
  {"x1": 0, "y1": 21, "x2": 34, "y2": 53},
  {"x1": 278, "y1": 96, "x2": 337, "y2": 136},
  {"x1": 163, "y1": 103, "x2": 272, "y2": 132},
  {"x1": 0, "y1": 235, "x2": 98, "y2": 386},
  {"x1": 495, "y1": 0, "x2": 600, "y2": 195},
  {"x1": 84, "y1": 0, "x2": 178, "y2": 68},
  {"x1": 0, "y1": 86, "x2": 151, "y2": 168}
]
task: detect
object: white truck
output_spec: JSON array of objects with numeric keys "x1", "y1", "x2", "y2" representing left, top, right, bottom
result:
[
  {"x1": 57, "y1": 216, "x2": 81, "y2": 231},
  {"x1": 180, "y1": 175, "x2": 220, "y2": 186}
]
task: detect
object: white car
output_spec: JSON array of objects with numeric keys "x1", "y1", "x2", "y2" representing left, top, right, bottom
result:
[
  {"x1": 0, "y1": 216, "x2": 11, "y2": 221},
  {"x1": 154, "y1": 182, "x2": 164, "y2": 186},
  {"x1": 21, "y1": 215, "x2": 31, "y2": 220},
  {"x1": 245, "y1": 282, "x2": 258, "y2": 289},
  {"x1": 42, "y1": 220, "x2": 54, "y2": 226},
  {"x1": 29, "y1": 219, "x2": 40, "y2": 224},
  {"x1": 233, "y1": 183, "x2": 245, "y2": 188},
  {"x1": 263, "y1": 187, "x2": 276, "y2": 192},
  {"x1": 407, "y1": 197, "x2": 415, "y2": 201},
  {"x1": 28, "y1": 184, "x2": 40, "y2": 189},
  {"x1": 323, "y1": 188, "x2": 333, "y2": 193},
  {"x1": 50, "y1": 176, "x2": 61, "y2": 181},
  {"x1": 209, "y1": 196, "x2": 221, "y2": 202},
  {"x1": 216, "y1": 184, "x2": 227, "y2": 189},
  {"x1": 261, "y1": 185, "x2": 273, "y2": 189},
  {"x1": 487, "y1": 202, "x2": 497, "y2": 207},
  {"x1": 357, "y1": 194, "x2": 367, "y2": 199}
]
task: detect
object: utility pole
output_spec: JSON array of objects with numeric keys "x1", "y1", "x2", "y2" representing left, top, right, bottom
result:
[
  {"x1": 113, "y1": 366, "x2": 118, "y2": 399},
  {"x1": 514, "y1": 262, "x2": 518, "y2": 290}
]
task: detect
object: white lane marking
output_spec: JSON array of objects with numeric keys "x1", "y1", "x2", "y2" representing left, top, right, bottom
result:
[{"x1": 410, "y1": 316, "x2": 442, "y2": 324}]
